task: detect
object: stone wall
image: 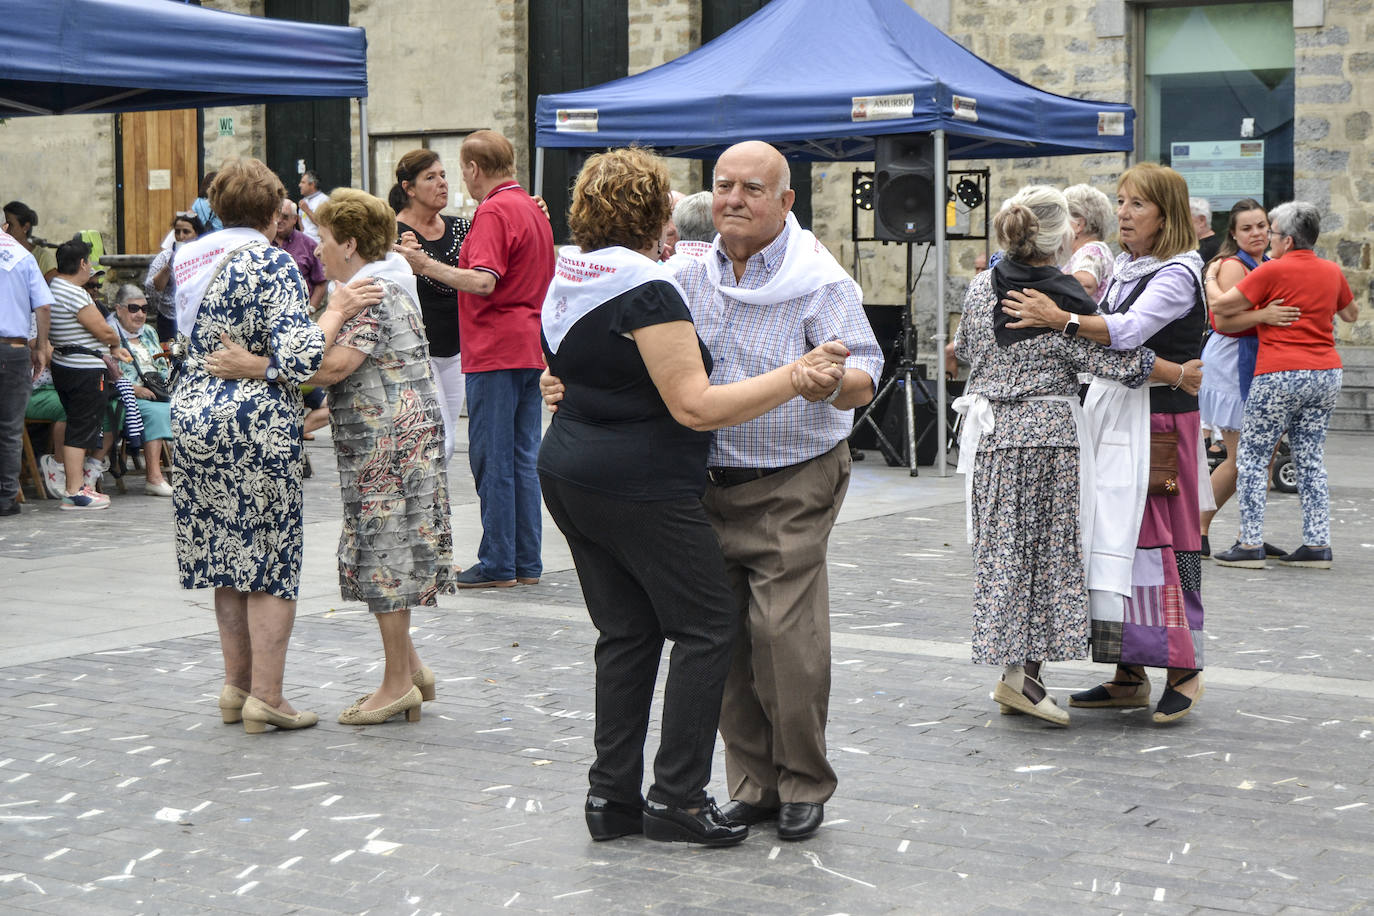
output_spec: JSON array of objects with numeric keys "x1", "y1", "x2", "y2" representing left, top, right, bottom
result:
[
  {"x1": 0, "y1": 114, "x2": 116, "y2": 247},
  {"x1": 1295, "y1": 0, "x2": 1373, "y2": 344},
  {"x1": 628, "y1": 0, "x2": 701, "y2": 192}
]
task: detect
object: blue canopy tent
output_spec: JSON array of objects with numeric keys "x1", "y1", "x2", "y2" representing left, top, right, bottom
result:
[
  {"x1": 534, "y1": 0, "x2": 1136, "y2": 473},
  {"x1": 0, "y1": 0, "x2": 372, "y2": 183}
]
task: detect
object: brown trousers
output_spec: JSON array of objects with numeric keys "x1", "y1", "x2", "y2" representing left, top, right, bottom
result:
[{"x1": 702, "y1": 441, "x2": 850, "y2": 806}]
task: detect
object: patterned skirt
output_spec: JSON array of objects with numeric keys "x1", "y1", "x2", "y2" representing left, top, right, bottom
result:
[
  {"x1": 1089, "y1": 411, "x2": 1206, "y2": 669},
  {"x1": 969, "y1": 445, "x2": 1089, "y2": 665}
]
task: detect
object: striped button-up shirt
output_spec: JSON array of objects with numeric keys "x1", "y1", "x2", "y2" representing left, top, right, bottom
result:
[{"x1": 675, "y1": 221, "x2": 883, "y2": 468}]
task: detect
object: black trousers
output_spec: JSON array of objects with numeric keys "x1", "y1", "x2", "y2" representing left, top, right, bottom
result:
[{"x1": 541, "y1": 474, "x2": 738, "y2": 809}]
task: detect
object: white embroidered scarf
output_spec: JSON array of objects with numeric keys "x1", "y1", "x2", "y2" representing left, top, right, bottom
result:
[
  {"x1": 703, "y1": 212, "x2": 854, "y2": 305},
  {"x1": 336, "y1": 252, "x2": 421, "y2": 311},
  {"x1": 0, "y1": 230, "x2": 30, "y2": 273},
  {"x1": 542, "y1": 245, "x2": 687, "y2": 355},
  {"x1": 173, "y1": 227, "x2": 267, "y2": 334}
]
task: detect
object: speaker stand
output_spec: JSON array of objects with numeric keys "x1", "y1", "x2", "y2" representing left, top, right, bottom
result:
[{"x1": 849, "y1": 242, "x2": 944, "y2": 477}]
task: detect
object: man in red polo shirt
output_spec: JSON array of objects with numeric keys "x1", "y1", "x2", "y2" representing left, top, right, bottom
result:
[{"x1": 407, "y1": 129, "x2": 553, "y2": 587}]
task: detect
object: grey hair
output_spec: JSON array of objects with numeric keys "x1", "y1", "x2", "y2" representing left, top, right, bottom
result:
[
  {"x1": 280, "y1": 198, "x2": 298, "y2": 216},
  {"x1": 1063, "y1": 183, "x2": 1115, "y2": 240},
  {"x1": 115, "y1": 283, "x2": 146, "y2": 306},
  {"x1": 994, "y1": 184, "x2": 1075, "y2": 264},
  {"x1": 1268, "y1": 201, "x2": 1321, "y2": 250},
  {"x1": 1188, "y1": 196, "x2": 1212, "y2": 220},
  {"x1": 672, "y1": 191, "x2": 715, "y2": 242}
]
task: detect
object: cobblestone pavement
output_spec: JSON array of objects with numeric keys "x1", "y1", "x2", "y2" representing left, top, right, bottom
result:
[{"x1": 2, "y1": 430, "x2": 1372, "y2": 915}]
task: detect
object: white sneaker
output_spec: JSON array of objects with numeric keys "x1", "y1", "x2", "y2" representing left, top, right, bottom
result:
[
  {"x1": 145, "y1": 478, "x2": 173, "y2": 497},
  {"x1": 82, "y1": 456, "x2": 108, "y2": 490},
  {"x1": 40, "y1": 453, "x2": 66, "y2": 499},
  {"x1": 60, "y1": 485, "x2": 111, "y2": 511}
]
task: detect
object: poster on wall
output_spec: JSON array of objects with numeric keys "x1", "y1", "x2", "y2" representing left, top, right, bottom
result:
[{"x1": 1170, "y1": 140, "x2": 1265, "y2": 210}]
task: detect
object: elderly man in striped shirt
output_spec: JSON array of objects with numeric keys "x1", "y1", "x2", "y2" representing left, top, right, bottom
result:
[{"x1": 678, "y1": 141, "x2": 882, "y2": 841}]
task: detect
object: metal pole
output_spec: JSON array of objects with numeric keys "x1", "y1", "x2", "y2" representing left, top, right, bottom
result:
[
  {"x1": 358, "y1": 98, "x2": 370, "y2": 192},
  {"x1": 904, "y1": 242, "x2": 918, "y2": 477},
  {"x1": 534, "y1": 147, "x2": 545, "y2": 197},
  {"x1": 933, "y1": 129, "x2": 949, "y2": 476}
]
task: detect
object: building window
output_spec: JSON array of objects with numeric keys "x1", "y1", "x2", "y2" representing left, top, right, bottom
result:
[
  {"x1": 369, "y1": 132, "x2": 475, "y2": 216},
  {"x1": 1142, "y1": 1, "x2": 1294, "y2": 214}
]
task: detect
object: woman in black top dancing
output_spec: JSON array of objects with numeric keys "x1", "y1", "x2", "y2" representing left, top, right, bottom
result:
[{"x1": 390, "y1": 149, "x2": 470, "y2": 463}]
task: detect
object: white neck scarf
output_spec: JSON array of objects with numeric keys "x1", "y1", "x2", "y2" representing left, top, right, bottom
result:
[
  {"x1": 173, "y1": 228, "x2": 267, "y2": 334},
  {"x1": 1104, "y1": 249, "x2": 1203, "y2": 313},
  {"x1": 0, "y1": 231, "x2": 29, "y2": 273},
  {"x1": 703, "y1": 212, "x2": 854, "y2": 305},
  {"x1": 337, "y1": 252, "x2": 421, "y2": 311},
  {"x1": 542, "y1": 245, "x2": 686, "y2": 354}
]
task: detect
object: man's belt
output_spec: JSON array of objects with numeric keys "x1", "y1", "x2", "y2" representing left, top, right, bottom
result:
[
  {"x1": 1, "y1": 336, "x2": 29, "y2": 346},
  {"x1": 707, "y1": 457, "x2": 812, "y2": 488}
]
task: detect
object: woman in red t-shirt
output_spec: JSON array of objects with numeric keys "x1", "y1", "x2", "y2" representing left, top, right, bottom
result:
[{"x1": 1207, "y1": 201, "x2": 1359, "y2": 569}]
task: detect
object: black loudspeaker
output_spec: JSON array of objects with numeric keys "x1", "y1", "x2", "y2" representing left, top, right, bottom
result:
[
  {"x1": 873, "y1": 133, "x2": 936, "y2": 242},
  {"x1": 875, "y1": 375, "x2": 963, "y2": 467}
]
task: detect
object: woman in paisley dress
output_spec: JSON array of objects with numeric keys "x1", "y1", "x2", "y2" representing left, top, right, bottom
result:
[
  {"x1": 955, "y1": 185, "x2": 1201, "y2": 727},
  {"x1": 172, "y1": 158, "x2": 332, "y2": 734},
  {"x1": 211, "y1": 188, "x2": 453, "y2": 727}
]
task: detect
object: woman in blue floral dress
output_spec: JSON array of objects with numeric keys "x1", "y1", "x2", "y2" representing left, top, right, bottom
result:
[{"x1": 173, "y1": 159, "x2": 328, "y2": 735}]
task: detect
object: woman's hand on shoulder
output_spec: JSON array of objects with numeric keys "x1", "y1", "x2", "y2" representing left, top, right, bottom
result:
[
  {"x1": 1001, "y1": 287, "x2": 1063, "y2": 329},
  {"x1": 327, "y1": 276, "x2": 385, "y2": 322}
]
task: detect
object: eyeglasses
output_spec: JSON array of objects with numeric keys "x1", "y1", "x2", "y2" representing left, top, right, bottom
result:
[
  {"x1": 1267, "y1": 230, "x2": 1285, "y2": 238},
  {"x1": 124, "y1": 304, "x2": 148, "y2": 313}
]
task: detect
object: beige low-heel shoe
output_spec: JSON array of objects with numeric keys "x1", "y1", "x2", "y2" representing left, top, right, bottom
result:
[
  {"x1": 241, "y1": 696, "x2": 320, "y2": 735},
  {"x1": 413, "y1": 666, "x2": 436, "y2": 702},
  {"x1": 338, "y1": 686, "x2": 423, "y2": 726},
  {"x1": 993, "y1": 669, "x2": 1069, "y2": 727},
  {"x1": 219, "y1": 684, "x2": 249, "y2": 724}
]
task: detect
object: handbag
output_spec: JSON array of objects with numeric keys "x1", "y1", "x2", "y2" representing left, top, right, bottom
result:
[
  {"x1": 1148, "y1": 430, "x2": 1180, "y2": 496},
  {"x1": 117, "y1": 327, "x2": 173, "y2": 402}
]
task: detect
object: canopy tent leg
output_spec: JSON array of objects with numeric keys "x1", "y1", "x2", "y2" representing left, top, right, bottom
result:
[
  {"x1": 534, "y1": 147, "x2": 545, "y2": 197},
  {"x1": 933, "y1": 129, "x2": 949, "y2": 477},
  {"x1": 358, "y1": 98, "x2": 370, "y2": 193}
]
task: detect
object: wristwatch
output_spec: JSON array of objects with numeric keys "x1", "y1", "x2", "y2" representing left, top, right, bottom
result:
[
  {"x1": 821, "y1": 373, "x2": 845, "y2": 405},
  {"x1": 264, "y1": 354, "x2": 281, "y2": 382},
  {"x1": 1062, "y1": 314, "x2": 1081, "y2": 338}
]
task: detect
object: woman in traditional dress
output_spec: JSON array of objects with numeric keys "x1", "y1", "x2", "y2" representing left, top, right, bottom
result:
[
  {"x1": 172, "y1": 158, "x2": 338, "y2": 734},
  {"x1": 955, "y1": 185, "x2": 1200, "y2": 726},
  {"x1": 1003, "y1": 163, "x2": 1210, "y2": 724},
  {"x1": 209, "y1": 188, "x2": 453, "y2": 726}
]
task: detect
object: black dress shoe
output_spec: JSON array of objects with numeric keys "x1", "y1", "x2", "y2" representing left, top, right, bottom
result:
[
  {"x1": 584, "y1": 795, "x2": 643, "y2": 841},
  {"x1": 719, "y1": 799, "x2": 779, "y2": 826},
  {"x1": 777, "y1": 802, "x2": 824, "y2": 841},
  {"x1": 642, "y1": 798, "x2": 748, "y2": 847}
]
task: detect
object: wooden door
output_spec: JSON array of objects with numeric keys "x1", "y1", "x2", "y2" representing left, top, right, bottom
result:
[
  {"x1": 265, "y1": 0, "x2": 351, "y2": 198},
  {"x1": 119, "y1": 109, "x2": 199, "y2": 254},
  {"x1": 529, "y1": 0, "x2": 629, "y2": 243}
]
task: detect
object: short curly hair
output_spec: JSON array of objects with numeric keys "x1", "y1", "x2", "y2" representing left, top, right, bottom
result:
[
  {"x1": 314, "y1": 188, "x2": 397, "y2": 264},
  {"x1": 209, "y1": 158, "x2": 285, "y2": 232},
  {"x1": 568, "y1": 147, "x2": 673, "y2": 253}
]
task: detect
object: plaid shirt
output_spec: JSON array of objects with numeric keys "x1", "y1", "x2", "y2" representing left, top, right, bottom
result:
[{"x1": 675, "y1": 221, "x2": 883, "y2": 468}]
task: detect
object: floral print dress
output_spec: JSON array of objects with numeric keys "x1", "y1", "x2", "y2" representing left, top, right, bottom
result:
[
  {"x1": 954, "y1": 270, "x2": 1155, "y2": 665},
  {"x1": 329, "y1": 278, "x2": 454, "y2": 613},
  {"x1": 172, "y1": 244, "x2": 325, "y2": 599}
]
